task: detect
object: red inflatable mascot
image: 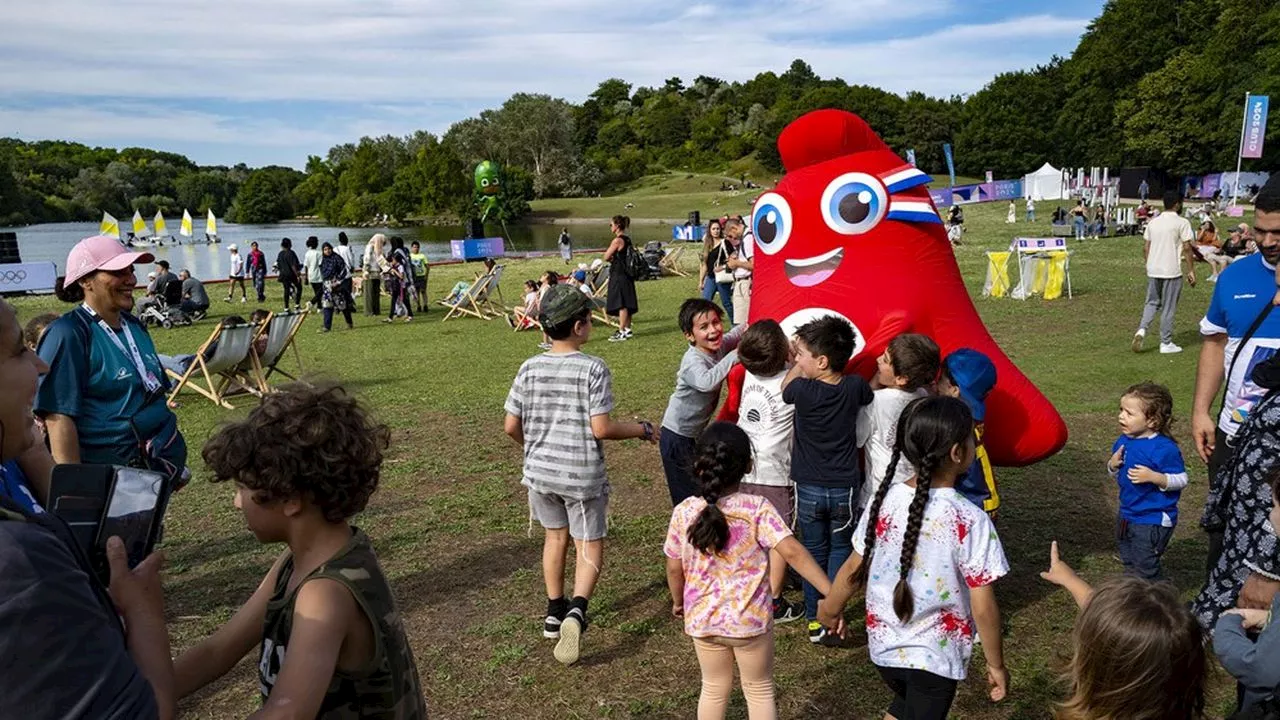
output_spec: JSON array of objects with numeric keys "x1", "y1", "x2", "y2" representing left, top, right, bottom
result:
[{"x1": 723, "y1": 109, "x2": 1066, "y2": 466}]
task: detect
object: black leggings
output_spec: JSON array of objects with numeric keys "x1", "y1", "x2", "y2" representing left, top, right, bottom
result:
[
  {"x1": 310, "y1": 282, "x2": 324, "y2": 307},
  {"x1": 280, "y1": 278, "x2": 302, "y2": 308},
  {"x1": 876, "y1": 665, "x2": 958, "y2": 720}
]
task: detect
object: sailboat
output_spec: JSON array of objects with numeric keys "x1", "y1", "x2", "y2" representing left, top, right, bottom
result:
[
  {"x1": 180, "y1": 209, "x2": 194, "y2": 239},
  {"x1": 150, "y1": 211, "x2": 169, "y2": 245},
  {"x1": 99, "y1": 212, "x2": 120, "y2": 240},
  {"x1": 129, "y1": 210, "x2": 156, "y2": 246},
  {"x1": 205, "y1": 209, "x2": 220, "y2": 243}
]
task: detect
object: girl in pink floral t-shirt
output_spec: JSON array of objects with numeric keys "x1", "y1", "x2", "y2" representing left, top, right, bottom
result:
[
  {"x1": 818, "y1": 397, "x2": 1010, "y2": 720},
  {"x1": 665, "y1": 422, "x2": 832, "y2": 720}
]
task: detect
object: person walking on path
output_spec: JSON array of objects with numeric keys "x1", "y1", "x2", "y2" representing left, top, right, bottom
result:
[
  {"x1": 1133, "y1": 191, "x2": 1197, "y2": 354},
  {"x1": 275, "y1": 237, "x2": 302, "y2": 311},
  {"x1": 318, "y1": 242, "x2": 355, "y2": 332},
  {"x1": 558, "y1": 228, "x2": 573, "y2": 264}
]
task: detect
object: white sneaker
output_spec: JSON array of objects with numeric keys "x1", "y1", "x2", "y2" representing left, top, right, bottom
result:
[
  {"x1": 1131, "y1": 329, "x2": 1145, "y2": 353},
  {"x1": 1159, "y1": 343, "x2": 1183, "y2": 354}
]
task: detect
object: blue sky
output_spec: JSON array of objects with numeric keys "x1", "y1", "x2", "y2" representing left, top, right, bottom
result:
[{"x1": 0, "y1": 0, "x2": 1105, "y2": 169}]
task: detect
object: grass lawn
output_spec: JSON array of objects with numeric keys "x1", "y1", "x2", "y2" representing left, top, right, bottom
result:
[
  {"x1": 529, "y1": 171, "x2": 988, "y2": 221},
  {"x1": 10, "y1": 200, "x2": 1243, "y2": 719}
]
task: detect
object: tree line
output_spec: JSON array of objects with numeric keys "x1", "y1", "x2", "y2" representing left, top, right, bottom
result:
[{"x1": 2, "y1": 0, "x2": 1276, "y2": 228}]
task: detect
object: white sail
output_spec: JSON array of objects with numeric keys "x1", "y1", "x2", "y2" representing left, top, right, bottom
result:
[
  {"x1": 180, "y1": 209, "x2": 193, "y2": 237},
  {"x1": 206, "y1": 209, "x2": 218, "y2": 236},
  {"x1": 100, "y1": 212, "x2": 120, "y2": 239},
  {"x1": 153, "y1": 211, "x2": 167, "y2": 236}
]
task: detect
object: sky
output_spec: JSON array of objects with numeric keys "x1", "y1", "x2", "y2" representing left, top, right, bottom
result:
[{"x1": 0, "y1": 0, "x2": 1106, "y2": 169}]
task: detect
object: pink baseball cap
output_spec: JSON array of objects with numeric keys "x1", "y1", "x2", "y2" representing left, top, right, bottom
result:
[{"x1": 64, "y1": 235, "x2": 155, "y2": 285}]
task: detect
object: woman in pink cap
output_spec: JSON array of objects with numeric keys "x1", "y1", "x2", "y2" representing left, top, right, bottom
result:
[{"x1": 34, "y1": 235, "x2": 187, "y2": 483}]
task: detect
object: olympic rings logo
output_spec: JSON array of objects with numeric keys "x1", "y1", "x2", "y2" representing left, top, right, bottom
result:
[{"x1": 0, "y1": 270, "x2": 28, "y2": 284}]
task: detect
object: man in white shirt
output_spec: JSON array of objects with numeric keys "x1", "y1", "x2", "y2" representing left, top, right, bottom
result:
[
  {"x1": 726, "y1": 217, "x2": 753, "y2": 326},
  {"x1": 1133, "y1": 191, "x2": 1197, "y2": 354}
]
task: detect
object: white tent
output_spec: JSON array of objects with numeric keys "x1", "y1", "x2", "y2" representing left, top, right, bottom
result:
[{"x1": 1024, "y1": 163, "x2": 1065, "y2": 201}]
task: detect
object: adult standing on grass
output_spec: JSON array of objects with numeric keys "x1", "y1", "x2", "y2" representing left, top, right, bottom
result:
[
  {"x1": 303, "y1": 236, "x2": 323, "y2": 310},
  {"x1": 0, "y1": 296, "x2": 176, "y2": 720},
  {"x1": 363, "y1": 234, "x2": 386, "y2": 317},
  {"x1": 318, "y1": 242, "x2": 354, "y2": 333},
  {"x1": 558, "y1": 227, "x2": 572, "y2": 264},
  {"x1": 699, "y1": 219, "x2": 734, "y2": 318},
  {"x1": 1132, "y1": 191, "x2": 1196, "y2": 355},
  {"x1": 226, "y1": 244, "x2": 247, "y2": 303},
  {"x1": 725, "y1": 217, "x2": 753, "y2": 327},
  {"x1": 389, "y1": 237, "x2": 415, "y2": 321},
  {"x1": 1192, "y1": 175, "x2": 1280, "y2": 621},
  {"x1": 1071, "y1": 199, "x2": 1088, "y2": 241},
  {"x1": 409, "y1": 241, "x2": 430, "y2": 313},
  {"x1": 247, "y1": 241, "x2": 267, "y2": 303},
  {"x1": 36, "y1": 236, "x2": 187, "y2": 481},
  {"x1": 602, "y1": 215, "x2": 638, "y2": 342},
  {"x1": 335, "y1": 231, "x2": 355, "y2": 271},
  {"x1": 275, "y1": 237, "x2": 303, "y2": 311}
]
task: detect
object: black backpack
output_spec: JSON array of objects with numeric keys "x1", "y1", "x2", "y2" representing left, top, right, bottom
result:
[
  {"x1": 621, "y1": 237, "x2": 648, "y2": 279},
  {"x1": 1231, "y1": 690, "x2": 1280, "y2": 720}
]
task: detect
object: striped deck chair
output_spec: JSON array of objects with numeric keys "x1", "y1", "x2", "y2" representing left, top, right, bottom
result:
[
  {"x1": 441, "y1": 264, "x2": 505, "y2": 321},
  {"x1": 165, "y1": 322, "x2": 258, "y2": 409},
  {"x1": 250, "y1": 309, "x2": 309, "y2": 392},
  {"x1": 590, "y1": 265, "x2": 619, "y2": 328}
]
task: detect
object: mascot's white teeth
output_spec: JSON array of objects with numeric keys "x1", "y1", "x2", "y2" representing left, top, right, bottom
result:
[{"x1": 784, "y1": 248, "x2": 844, "y2": 287}]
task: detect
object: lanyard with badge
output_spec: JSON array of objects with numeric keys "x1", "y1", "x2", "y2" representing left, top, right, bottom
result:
[{"x1": 80, "y1": 303, "x2": 162, "y2": 394}]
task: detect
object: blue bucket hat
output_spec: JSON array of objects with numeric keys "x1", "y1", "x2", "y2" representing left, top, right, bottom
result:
[{"x1": 943, "y1": 348, "x2": 996, "y2": 422}]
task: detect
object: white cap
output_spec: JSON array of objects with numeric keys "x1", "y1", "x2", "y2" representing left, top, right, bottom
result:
[{"x1": 228, "y1": 243, "x2": 238, "y2": 251}]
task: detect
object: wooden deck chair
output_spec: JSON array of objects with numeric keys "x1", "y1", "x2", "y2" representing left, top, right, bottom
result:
[
  {"x1": 440, "y1": 264, "x2": 504, "y2": 321},
  {"x1": 659, "y1": 244, "x2": 689, "y2": 276},
  {"x1": 251, "y1": 309, "x2": 309, "y2": 391},
  {"x1": 590, "y1": 265, "x2": 620, "y2": 328},
  {"x1": 165, "y1": 323, "x2": 259, "y2": 409}
]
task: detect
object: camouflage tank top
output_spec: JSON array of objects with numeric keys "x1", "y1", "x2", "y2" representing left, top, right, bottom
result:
[{"x1": 258, "y1": 528, "x2": 427, "y2": 719}]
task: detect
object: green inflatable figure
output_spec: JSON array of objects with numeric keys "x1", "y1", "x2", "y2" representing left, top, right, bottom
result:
[{"x1": 474, "y1": 160, "x2": 502, "y2": 223}]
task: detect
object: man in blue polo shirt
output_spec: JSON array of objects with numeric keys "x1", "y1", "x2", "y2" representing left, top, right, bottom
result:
[{"x1": 1192, "y1": 174, "x2": 1280, "y2": 618}]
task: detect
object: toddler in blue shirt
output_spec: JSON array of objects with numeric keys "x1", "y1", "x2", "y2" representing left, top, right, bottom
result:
[{"x1": 1108, "y1": 382, "x2": 1187, "y2": 580}]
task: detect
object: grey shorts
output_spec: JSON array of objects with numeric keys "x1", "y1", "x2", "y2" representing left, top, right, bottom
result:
[
  {"x1": 528, "y1": 489, "x2": 608, "y2": 541},
  {"x1": 740, "y1": 482, "x2": 794, "y2": 528}
]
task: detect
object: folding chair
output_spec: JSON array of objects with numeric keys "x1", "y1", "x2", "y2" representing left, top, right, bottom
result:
[
  {"x1": 590, "y1": 265, "x2": 619, "y2": 328},
  {"x1": 659, "y1": 244, "x2": 688, "y2": 277},
  {"x1": 440, "y1": 264, "x2": 505, "y2": 321},
  {"x1": 251, "y1": 309, "x2": 309, "y2": 391},
  {"x1": 165, "y1": 323, "x2": 259, "y2": 409}
]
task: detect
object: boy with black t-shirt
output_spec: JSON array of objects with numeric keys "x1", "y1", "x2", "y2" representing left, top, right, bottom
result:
[{"x1": 781, "y1": 315, "x2": 873, "y2": 644}]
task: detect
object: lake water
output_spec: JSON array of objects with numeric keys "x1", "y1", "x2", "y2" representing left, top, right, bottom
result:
[{"x1": 2, "y1": 220, "x2": 678, "y2": 281}]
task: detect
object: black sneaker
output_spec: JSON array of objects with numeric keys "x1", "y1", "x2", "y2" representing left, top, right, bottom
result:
[
  {"x1": 555, "y1": 607, "x2": 587, "y2": 665},
  {"x1": 773, "y1": 598, "x2": 804, "y2": 624},
  {"x1": 543, "y1": 613, "x2": 563, "y2": 639},
  {"x1": 607, "y1": 331, "x2": 628, "y2": 343}
]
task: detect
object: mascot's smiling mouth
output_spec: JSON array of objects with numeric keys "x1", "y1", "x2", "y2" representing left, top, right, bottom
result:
[{"x1": 784, "y1": 248, "x2": 844, "y2": 287}]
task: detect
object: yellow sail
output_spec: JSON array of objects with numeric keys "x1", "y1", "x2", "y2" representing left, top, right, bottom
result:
[
  {"x1": 132, "y1": 210, "x2": 150, "y2": 236},
  {"x1": 206, "y1": 209, "x2": 218, "y2": 236},
  {"x1": 153, "y1": 211, "x2": 167, "y2": 236},
  {"x1": 99, "y1": 212, "x2": 120, "y2": 239},
  {"x1": 180, "y1": 209, "x2": 193, "y2": 237}
]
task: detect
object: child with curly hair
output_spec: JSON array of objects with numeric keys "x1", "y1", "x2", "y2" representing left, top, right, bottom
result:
[
  {"x1": 819, "y1": 396, "x2": 1009, "y2": 719},
  {"x1": 174, "y1": 383, "x2": 428, "y2": 719},
  {"x1": 1108, "y1": 382, "x2": 1187, "y2": 580},
  {"x1": 664, "y1": 422, "x2": 831, "y2": 720},
  {"x1": 1041, "y1": 543, "x2": 1207, "y2": 720}
]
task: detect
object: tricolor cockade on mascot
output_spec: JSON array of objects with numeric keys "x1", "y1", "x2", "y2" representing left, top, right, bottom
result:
[{"x1": 727, "y1": 109, "x2": 1066, "y2": 466}]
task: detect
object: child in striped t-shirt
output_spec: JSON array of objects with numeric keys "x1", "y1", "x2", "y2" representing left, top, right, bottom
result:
[{"x1": 504, "y1": 285, "x2": 658, "y2": 666}]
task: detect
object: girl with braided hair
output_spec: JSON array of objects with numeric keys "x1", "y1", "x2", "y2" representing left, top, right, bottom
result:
[
  {"x1": 818, "y1": 397, "x2": 1010, "y2": 720},
  {"x1": 664, "y1": 422, "x2": 831, "y2": 720}
]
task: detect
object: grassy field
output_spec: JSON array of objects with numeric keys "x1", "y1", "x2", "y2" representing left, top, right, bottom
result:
[
  {"x1": 529, "y1": 171, "x2": 987, "y2": 221},
  {"x1": 10, "y1": 200, "x2": 1243, "y2": 719}
]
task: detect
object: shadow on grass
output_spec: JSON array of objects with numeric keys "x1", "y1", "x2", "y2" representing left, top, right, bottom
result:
[{"x1": 392, "y1": 535, "x2": 540, "y2": 615}]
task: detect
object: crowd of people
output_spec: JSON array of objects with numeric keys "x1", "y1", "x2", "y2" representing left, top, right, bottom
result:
[{"x1": 4, "y1": 176, "x2": 1280, "y2": 719}]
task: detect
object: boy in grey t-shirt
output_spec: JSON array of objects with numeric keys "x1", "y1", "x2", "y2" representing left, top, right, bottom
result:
[{"x1": 504, "y1": 285, "x2": 658, "y2": 667}]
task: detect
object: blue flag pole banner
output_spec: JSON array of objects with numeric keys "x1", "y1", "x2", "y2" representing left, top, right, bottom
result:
[
  {"x1": 1243, "y1": 95, "x2": 1270, "y2": 159},
  {"x1": 906, "y1": 148, "x2": 917, "y2": 167},
  {"x1": 943, "y1": 143, "x2": 956, "y2": 187}
]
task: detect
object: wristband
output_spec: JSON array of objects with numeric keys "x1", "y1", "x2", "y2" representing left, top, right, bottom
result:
[{"x1": 641, "y1": 421, "x2": 654, "y2": 441}]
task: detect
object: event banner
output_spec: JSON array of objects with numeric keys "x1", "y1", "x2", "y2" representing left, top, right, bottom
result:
[
  {"x1": 928, "y1": 179, "x2": 1023, "y2": 208},
  {"x1": 943, "y1": 143, "x2": 956, "y2": 187},
  {"x1": 1243, "y1": 94, "x2": 1270, "y2": 159}
]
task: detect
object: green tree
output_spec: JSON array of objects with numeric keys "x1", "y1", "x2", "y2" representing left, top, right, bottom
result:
[{"x1": 228, "y1": 166, "x2": 304, "y2": 223}]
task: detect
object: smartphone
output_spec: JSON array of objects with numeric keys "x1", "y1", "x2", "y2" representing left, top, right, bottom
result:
[
  {"x1": 49, "y1": 464, "x2": 114, "y2": 558},
  {"x1": 95, "y1": 467, "x2": 169, "y2": 570}
]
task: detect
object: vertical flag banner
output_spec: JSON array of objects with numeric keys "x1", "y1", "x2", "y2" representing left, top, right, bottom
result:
[
  {"x1": 906, "y1": 148, "x2": 917, "y2": 167},
  {"x1": 943, "y1": 143, "x2": 956, "y2": 187},
  {"x1": 985, "y1": 170, "x2": 994, "y2": 184},
  {"x1": 1243, "y1": 95, "x2": 1270, "y2": 159}
]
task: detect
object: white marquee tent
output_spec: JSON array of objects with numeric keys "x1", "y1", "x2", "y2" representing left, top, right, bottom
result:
[{"x1": 1024, "y1": 163, "x2": 1066, "y2": 201}]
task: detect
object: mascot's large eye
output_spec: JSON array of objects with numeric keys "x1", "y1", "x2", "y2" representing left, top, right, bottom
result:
[
  {"x1": 751, "y1": 193, "x2": 792, "y2": 256},
  {"x1": 820, "y1": 173, "x2": 887, "y2": 235},
  {"x1": 481, "y1": 178, "x2": 491, "y2": 188}
]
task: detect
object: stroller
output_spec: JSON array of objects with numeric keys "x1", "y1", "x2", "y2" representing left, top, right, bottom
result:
[
  {"x1": 139, "y1": 279, "x2": 196, "y2": 329},
  {"x1": 639, "y1": 242, "x2": 665, "y2": 281}
]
